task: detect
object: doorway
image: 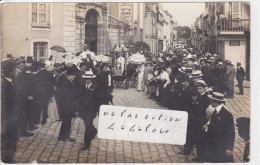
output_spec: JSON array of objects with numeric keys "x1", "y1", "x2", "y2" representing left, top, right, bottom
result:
[{"x1": 85, "y1": 9, "x2": 99, "y2": 54}]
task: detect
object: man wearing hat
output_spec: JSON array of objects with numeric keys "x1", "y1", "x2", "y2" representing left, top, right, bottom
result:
[
  {"x1": 95, "y1": 63, "x2": 110, "y2": 110},
  {"x1": 225, "y1": 60, "x2": 235, "y2": 98},
  {"x1": 203, "y1": 92, "x2": 235, "y2": 162},
  {"x1": 1, "y1": 61, "x2": 19, "y2": 163},
  {"x1": 236, "y1": 117, "x2": 250, "y2": 162},
  {"x1": 193, "y1": 80, "x2": 210, "y2": 162},
  {"x1": 58, "y1": 65, "x2": 79, "y2": 142},
  {"x1": 177, "y1": 74, "x2": 196, "y2": 155},
  {"x1": 236, "y1": 62, "x2": 245, "y2": 95},
  {"x1": 15, "y1": 59, "x2": 26, "y2": 77},
  {"x1": 78, "y1": 71, "x2": 98, "y2": 151},
  {"x1": 15, "y1": 62, "x2": 37, "y2": 135},
  {"x1": 35, "y1": 63, "x2": 55, "y2": 125}
]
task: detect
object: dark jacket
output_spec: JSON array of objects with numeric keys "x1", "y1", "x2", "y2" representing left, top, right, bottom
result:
[
  {"x1": 15, "y1": 70, "x2": 37, "y2": 108},
  {"x1": 178, "y1": 85, "x2": 196, "y2": 114},
  {"x1": 96, "y1": 71, "x2": 109, "y2": 99},
  {"x1": 207, "y1": 105, "x2": 235, "y2": 162},
  {"x1": 1, "y1": 78, "x2": 19, "y2": 152},
  {"x1": 194, "y1": 92, "x2": 210, "y2": 127},
  {"x1": 35, "y1": 69, "x2": 55, "y2": 100},
  {"x1": 78, "y1": 83, "x2": 98, "y2": 116},
  {"x1": 236, "y1": 66, "x2": 245, "y2": 81},
  {"x1": 59, "y1": 77, "x2": 79, "y2": 116}
]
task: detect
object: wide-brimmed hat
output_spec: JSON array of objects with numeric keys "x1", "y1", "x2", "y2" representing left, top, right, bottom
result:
[
  {"x1": 195, "y1": 80, "x2": 207, "y2": 87},
  {"x1": 178, "y1": 67, "x2": 192, "y2": 74},
  {"x1": 1, "y1": 61, "x2": 15, "y2": 75},
  {"x1": 208, "y1": 92, "x2": 226, "y2": 102},
  {"x1": 82, "y1": 71, "x2": 96, "y2": 79},
  {"x1": 67, "y1": 65, "x2": 77, "y2": 75},
  {"x1": 190, "y1": 70, "x2": 203, "y2": 79}
]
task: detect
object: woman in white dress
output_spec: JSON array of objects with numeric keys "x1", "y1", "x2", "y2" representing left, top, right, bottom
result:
[{"x1": 137, "y1": 63, "x2": 145, "y2": 91}]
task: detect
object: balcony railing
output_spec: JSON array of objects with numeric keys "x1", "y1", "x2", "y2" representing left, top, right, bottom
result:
[{"x1": 218, "y1": 19, "x2": 250, "y2": 32}]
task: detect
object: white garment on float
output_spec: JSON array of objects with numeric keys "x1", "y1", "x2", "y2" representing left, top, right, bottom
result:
[{"x1": 117, "y1": 57, "x2": 125, "y2": 74}]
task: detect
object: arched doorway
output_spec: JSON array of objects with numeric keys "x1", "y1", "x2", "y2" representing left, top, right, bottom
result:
[{"x1": 85, "y1": 9, "x2": 99, "y2": 54}]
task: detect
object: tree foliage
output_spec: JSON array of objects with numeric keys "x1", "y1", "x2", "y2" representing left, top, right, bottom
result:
[{"x1": 177, "y1": 26, "x2": 191, "y2": 39}]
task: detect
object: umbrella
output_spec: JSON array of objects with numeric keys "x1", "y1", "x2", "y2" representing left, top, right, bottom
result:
[
  {"x1": 94, "y1": 54, "x2": 111, "y2": 63},
  {"x1": 50, "y1": 45, "x2": 66, "y2": 53}
]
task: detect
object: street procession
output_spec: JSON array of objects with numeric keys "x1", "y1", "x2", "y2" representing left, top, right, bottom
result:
[{"x1": 1, "y1": 2, "x2": 251, "y2": 164}]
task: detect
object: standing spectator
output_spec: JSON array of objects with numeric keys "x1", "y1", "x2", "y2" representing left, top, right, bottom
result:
[
  {"x1": 14, "y1": 59, "x2": 26, "y2": 77},
  {"x1": 177, "y1": 74, "x2": 196, "y2": 155},
  {"x1": 79, "y1": 71, "x2": 98, "y2": 151},
  {"x1": 137, "y1": 63, "x2": 145, "y2": 92},
  {"x1": 95, "y1": 63, "x2": 110, "y2": 111},
  {"x1": 226, "y1": 61, "x2": 235, "y2": 98},
  {"x1": 144, "y1": 62, "x2": 153, "y2": 94},
  {"x1": 1, "y1": 61, "x2": 19, "y2": 163},
  {"x1": 58, "y1": 65, "x2": 79, "y2": 142},
  {"x1": 236, "y1": 62, "x2": 245, "y2": 95},
  {"x1": 35, "y1": 63, "x2": 55, "y2": 125},
  {"x1": 205, "y1": 92, "x2": 235, "y2": 162},
  {"x1": 15, "y1": 63, "x2": 37, "y2": 134},
  {"x1": 193, "y1": 80, "x2": 210, "y2": 162},
  {"x1": 236, "y1": 117, "x2": 250, "y2": 162}
]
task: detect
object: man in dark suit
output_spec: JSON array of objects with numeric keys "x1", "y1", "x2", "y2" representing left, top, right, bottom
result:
[
  {"x1": 193, "y1": 80, "x2": 210, "y2": 162},
  {"x1": 177, "y1": 74, "x2": 196, "y2": 155},
  {"x1": 35, "y1": 63, "x2": 55, "y2": 125},
  {"x1": 79, "y1": 71, "x2": 98, "y2": 151},
  {"x1": 1, "y1": 61, "x2": 19, "y2": 163},
  {"x1": 58, "y1": 65, "x2": 79, "y2": 142},
  {"x1": 15, "y1": 63, "x2": 36, "y2": 135},
  {"x1": 204, "y1": 92, "x2": 235, "y2": 162},
  {"x1": 95, "y1": 63, "x2": 110, "y2": 111},
  {"x1": 236, "y1": 62, "x2": 245, "y2": 95}
]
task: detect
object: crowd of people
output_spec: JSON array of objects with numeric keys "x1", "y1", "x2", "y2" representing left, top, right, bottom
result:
[
  {"x1": 132, "y1": 44, "x2": 249, "y2": 162},
  {"x1": 1, "y1": 48, "x2": 114, "y2": 162},
  {"x1": 1, "y1": 43, "x2": 249, "y2": 163}
]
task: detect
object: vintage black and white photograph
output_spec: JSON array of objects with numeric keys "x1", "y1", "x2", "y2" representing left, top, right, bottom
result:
[{"x1": 1, "y1": 1, "x2": 253, "y2": 163}]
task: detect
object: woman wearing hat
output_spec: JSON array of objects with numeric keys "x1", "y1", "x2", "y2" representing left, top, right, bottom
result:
[
  {"x1": 78, "y1": 71, "x2": 98, "y2": 151},
  {"x1": 203, "y1": 92, "x2": 235, "y2": 162}
]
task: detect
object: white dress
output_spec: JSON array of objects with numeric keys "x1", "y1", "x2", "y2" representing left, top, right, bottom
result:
[{"x1": 47, "y1": 96, "x2": 59, "y2": 123}]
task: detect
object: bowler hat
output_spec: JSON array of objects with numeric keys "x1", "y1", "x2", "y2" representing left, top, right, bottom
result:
[
  {"x1": 208, "y1": 92, "x2": 226, "y2": 102},
  {"x1": 1, "y1": 61, "x2": 15, "y2": 75},
  {"x1": 82, "y1": 70, "x2": 96, "y2": 79},
  {"x1": 66, "y1": 66, "x2": 77, "y2": 75}
]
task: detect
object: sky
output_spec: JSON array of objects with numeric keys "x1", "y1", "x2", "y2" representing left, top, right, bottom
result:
[{"x1": 162, "y1": 3, "x2": 205, "y2": 26}]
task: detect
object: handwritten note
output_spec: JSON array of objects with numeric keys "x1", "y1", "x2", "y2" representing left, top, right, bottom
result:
[{"x1": 98, "y1": 105, "x2": 188, "y2": 145}]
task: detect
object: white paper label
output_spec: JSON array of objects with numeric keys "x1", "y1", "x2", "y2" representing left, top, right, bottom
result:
[{"x1": 98, "y1": 105, "x2": 188, "y2": 145}]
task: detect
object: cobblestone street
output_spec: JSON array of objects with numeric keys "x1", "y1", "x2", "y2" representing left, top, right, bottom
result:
[{"x1": 14, "y1": 86, "x2": 250, "y2": 163}]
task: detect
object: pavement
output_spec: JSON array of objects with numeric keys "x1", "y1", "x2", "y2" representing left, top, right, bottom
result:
[{"x1": 14, "y1": 85, "x2": 250, "y2": 163}]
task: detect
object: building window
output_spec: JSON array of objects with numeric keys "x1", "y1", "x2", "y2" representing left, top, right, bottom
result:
[
  {"x1": 232, "y1": 2, "x2": 240, "y2": 19},
  {"x1": 33, "y1": 42, "x2": 48, "y2": 61},
  {"x1": 31, "y1": 3, "x2": 50, "y2": 28}
]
